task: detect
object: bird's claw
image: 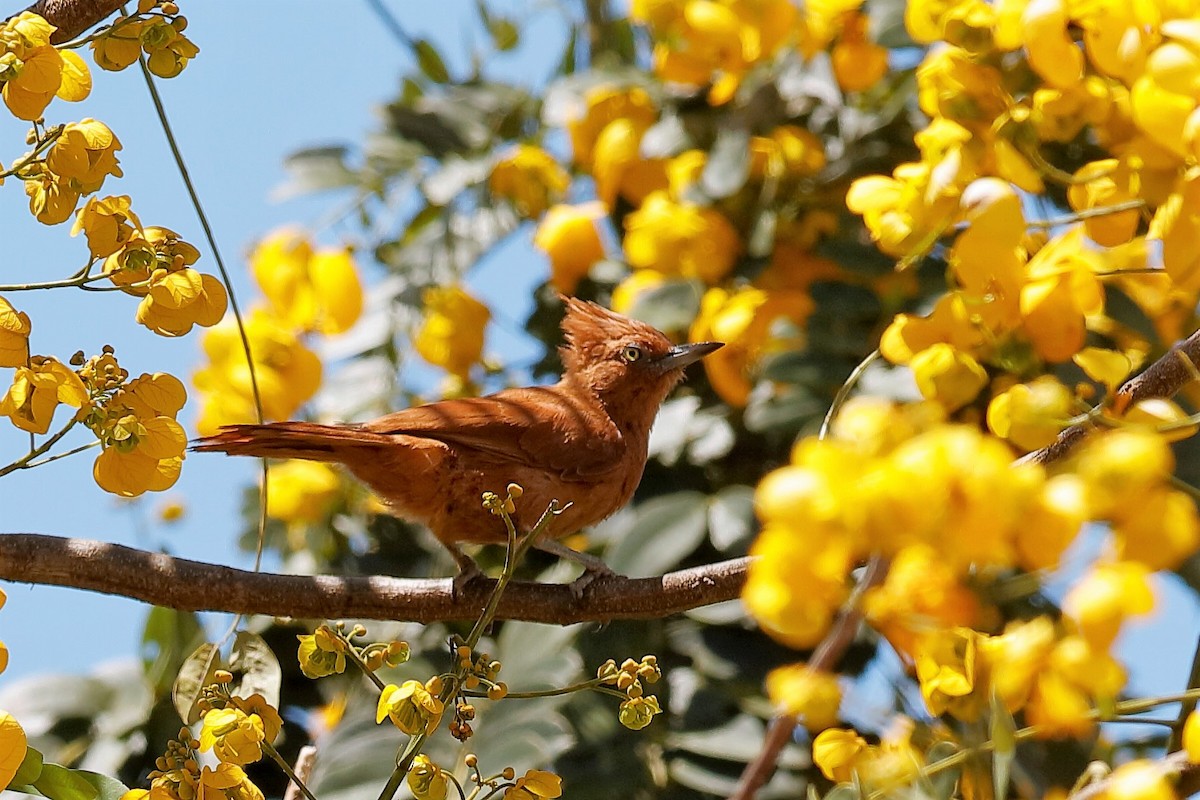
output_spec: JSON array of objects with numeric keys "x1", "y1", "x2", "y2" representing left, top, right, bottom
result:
[
  {"x1": 451, "y1": 560, "x2": 488, "y2": 601},
  {"x1": 568, "y1": 563, "x2": 618, "y2": 601}
]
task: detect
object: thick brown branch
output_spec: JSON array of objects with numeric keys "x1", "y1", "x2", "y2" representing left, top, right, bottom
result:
[
  {"x1": 16, "y1": 0, "x2": 123, "y2": 41},
  {"x1": 1021, "y1": 326, "x2": 1200, "y2": 467},
  {"x1": 0, "y1": 533, "x2": 747, "y2": 624}
]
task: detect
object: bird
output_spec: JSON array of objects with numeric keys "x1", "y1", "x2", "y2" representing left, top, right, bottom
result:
[{"x1": 194, "y1": 297, "x2": 723, "y2": 586}]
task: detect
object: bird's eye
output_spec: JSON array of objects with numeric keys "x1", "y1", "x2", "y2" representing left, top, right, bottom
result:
[{"x1": 620, "y1": 345, "x2": 643, "y2": 363}]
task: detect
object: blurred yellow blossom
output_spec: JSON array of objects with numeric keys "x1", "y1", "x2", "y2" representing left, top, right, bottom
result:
[
  {"x1": 415, "y1": 285, "x2": 489, "y2": 378},
  {"x1": 765, "y1": 664, "x2": 840, "y2": 730},
  {"x1": 504, "y1": 770, "x2": 562, "y2": 800},
  {"x1": 1063, "y1": 560, "x2": 1155, "y2": 650},
  {"x1": 267, "y1": 460, "x2": 343, "y2": 525},
  {"x1": 533, "y1": 203, "x2": 607, "y2": 294},
  {"x1": 624, "y1": 191, "x2": 740, "y2": 282},
  {"x1": 250, "y1": 228, "x2": 363, "y2": 335},
  {"x1": 489, "y1": 144, "x2": 569, "y2": 218},
  {"x1": 407, "y1": 755, "x2": 448, "y2": 800},
  {"x1": 986, "y1": 376, "x2": 1073, "y2": 451},
  {"x1": 194, "y1": 309, "x2": 322, "y2": 434}
]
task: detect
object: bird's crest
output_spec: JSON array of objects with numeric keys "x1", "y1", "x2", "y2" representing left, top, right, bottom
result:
[{"x1": 558, "y1": 297, "x2": 669, "y2": 375}]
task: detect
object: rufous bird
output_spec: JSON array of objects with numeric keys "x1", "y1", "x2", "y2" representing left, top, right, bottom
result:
[{"x1": 194, "y1": 298, "x2": 722, "y2": 586}]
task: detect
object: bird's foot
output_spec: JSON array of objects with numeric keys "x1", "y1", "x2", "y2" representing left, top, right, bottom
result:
[
  {"x1": 447, "y1": 544, "x2": 488, "y2": 601},
  {"x1": 568, "y1": 562, "x2": 618, "y2": 601}
]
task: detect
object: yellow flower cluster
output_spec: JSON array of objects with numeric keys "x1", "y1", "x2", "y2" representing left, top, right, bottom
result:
[
  {"x1": 376, "y1": 678, "x2": 445, "y2": 736},
  {"x1": 414, "y1": 284, "x2": 490, "y2": 383},
  {"x1": 0, "y1": 299, "x2": 186, "y2": 497},
  {"x1": 121, "y1": 728, "x2": 264, "y2": 800},
  {"x1": 193, "y1": 227, "x2": 363, "y2": 433},
  {"x1": 489, "y1": 144, "x2": 569, "y2": 218},
  {"x1": 24, "y1": 119, "x2": 122, "y2": 224},
  {"x1": 197, "y1": 693, "x2": 283, "y2": 768},
  {"x1": 104, "y1": 224, "x2": 228, "y2": 337},
  {"x1": 91, "y1": 0, "x2": 199, "y2": 78},
  {"x1": 0, "y1": 12, "x2": 90, "y2": 121}
]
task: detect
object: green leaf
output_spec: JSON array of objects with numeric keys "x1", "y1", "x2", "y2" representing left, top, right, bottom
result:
[
  {"x1": 701, "y1": 126, "x2": 751, "y2": 198},
  {"x1": 708, "y1": 485, "x2": 756, "y2": 552},
  {"x1": 11, "y1": 746, "x2": 42, "y2": 788},
  {"x1": 423, "y1": 156, "x2": 490, "y2": 205},
  {"x1": 73, "y1": 773, "x2": 129, "y2": 800},
  {"x1": 414, "y1": 38, "x2": 450, "y2": 83},
  {"x1": 276, "y1": 146, "x2": 357, "y2": 198},
  {"x1": 606, "y1": 492, "x2": 709, "y2": 577},
  {"x1": 142, "y1": 607, "x2": 205, "y2": 696},
  {"x1": 488, "y1": 18, "x2": 519, "y2": 51},
  {"x1": 172, "y1": 642, "x2": 221, "y2": 725},
  {"x1": 33, "y1": 764, "x2": 97, "y2": 800},
  {"x1": 229, "y1": 631, "x2": 282, "y2": 707},
  {"x1": 557, "y1": 26, "x2": 578, "y2": 75},
  {"x1": 991, "y1": 693, "x2": 1017, "y2": 800},
  {"x1": 627, "y1": 278, "x2": 703, "y2": 333}
]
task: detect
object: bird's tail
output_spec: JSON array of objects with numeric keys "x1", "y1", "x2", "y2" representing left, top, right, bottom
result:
[{"x1": 192, "y1": 422, "x2": 394, "y2": 462}]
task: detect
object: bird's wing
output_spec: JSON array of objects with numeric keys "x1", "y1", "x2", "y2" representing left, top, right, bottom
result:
[{"x1": 360, "y1": 386, "x2": 625, "y2": 478}]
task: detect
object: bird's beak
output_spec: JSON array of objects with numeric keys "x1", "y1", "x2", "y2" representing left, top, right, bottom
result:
[{"x1": 654, "y1": 341, "x2": 724, "y2": 371}]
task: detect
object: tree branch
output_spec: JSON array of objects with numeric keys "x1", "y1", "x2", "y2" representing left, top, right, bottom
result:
[
  {"x1": 729, "y1": 555, "x2": 890, "y2": 800},
  {"x1": 0, "y1": 533, "x2": 748, "y2": 624},
  {"x1": 1020, "y1": 326, "x2": 1200, "y2": 467},
  {"x1": 15, "y1": 0, "x2": 123, "y2": 42}
]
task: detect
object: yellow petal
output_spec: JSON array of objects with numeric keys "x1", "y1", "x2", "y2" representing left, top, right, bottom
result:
[
  {"x1": 0, "y1": 711, "x2": 26, "y2": 792},
  {"x1": 55, "y1": 49, "x2": 92, "y2": 102}
]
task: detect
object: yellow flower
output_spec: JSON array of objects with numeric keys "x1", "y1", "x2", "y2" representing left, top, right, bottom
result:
[
  {"x1": 986, "y1": 376, "x2": 1073, "y2": 451},
  {"x1": 0, "y1": 296, "x2": 31, "y2": 367},
  {"x1": 590, "y1": 116, "x2": 668, "y2": 207},
  {"x1": 765, "y1": 664, "x2": 840, "y2": 731},
  {"x1": 415, "y1": 285, "x2": 489, "y2": 378},
  {"x1": 1068, "y1": 159, "x2": 1141, "y2": 247},
  {"x1": 1114, "y1": 488, "x2": 1200, "y2": 571},
  {"x1": 618, "y1": 695, "x2": 663, "y2": 730},
  {"x1": 1184, "y1": 710, "x2": 1200, "y2": 762},
  {"x1": 199, "y1": 706, "x2": 269, "y2": 766},
  {"x1": 137, "y1": 268, "x2": 229, "y2": 337},
  {"x1": 489, "y1": 145, "x2": 569, "y2": 218},
  {"x1": 0, "y1": 13, "x2": 91, "y2": 120},
  {"x1": 0, "y1": 356, "x2": 87, "y2": 434},
  {"x1": 832, "y1": 12, "x2": 888, "y2": 93},
  {"x1": 1063, "y1": 561, "x2": 1154, "y2": 651},
  {"x1": 194, "y1": 309, "x2": 323, "y2": 434},
  {"x1": 250, "y1": 228, "x2": 363, "y2": 335},
  {"x1": 1022, "y1": 0, "x2": 1084, "y2": 89},
  {"x1": 1017, "y1": 474, "x2": 1088, "y2": 571},
  {"x1": 624, "y1": 191, "x2": 740, "y2": 282},
  {"x1": 915, "y1": 627, "x2": 984, "y2": 721},
  {"x1": 140, "y1": 17, "x2": 200, "y2": 78},
  {"x1": 846, "y1": 163, "x2": 958, "y2": 258},
  {"x1": 981, "y1": 616, "x2": 1057, "y2": 713},
  {"x1": 23, "y1": 163, "x2": 80, "y2": 224},
  {"x1": 88, "y1": 371, "x2": 188, "y2": 498},
  {"x1": 91, "y1": 18, "x2": 144, "y2": 71},
  {"x1": 567, "y1": 85, "x2": 657, "y2": 169},
  {"x1": 297, "y1": 626, "x2": 348, "y2": 679},
  {"x1": 0, "y1": 711, "x2": 27, "y2": 793},
  {"x1": 1076, "y1": 429, "x2": 1173, "y2": 520},
  {"x1": 1073, "y1": 347, "x2": 1132, "y2": 395},
  {"x1": 863, "y1": 544, "x2": 980, "y2": 657},
  {"x1": 46, "y1": 118, "x2": 123, "y2": 193},
  {"x1": 267, "y1": 460, "x2": 343, "y2": 524},
  {"x1": 1025, "y1": 669, "x2": 1095, "y2": 738},
  {"x1": 407, "y1": 755, "x2": 448, "y2": 800},
  {"x1": 744, "y1": 521, "x2": 852, "y2": 649},
  {"x1": 812, "y1": 728, "x2": 867, "y2": 782},
  {"x1": 909, "y1": 343, "x2": 988, "y2": 412},
  {"x1": 533, "y1": 203, "x2": 607, "y2": 294},
  {"x1": 72, "y1": 195, "x2": 143, "y2": 259},
  {"x1": 1097, "y1": 760, "x2": 1174, "y2": 800},
  {"x1": 689, "y1": 285, "x2": 812, "y2": 406},
  {"x1": 504, "y1": 770, "x2": 562, "y2": 800},
  {"x1": 376, "y1": 679, "x2": 444, "y2": 735}
]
